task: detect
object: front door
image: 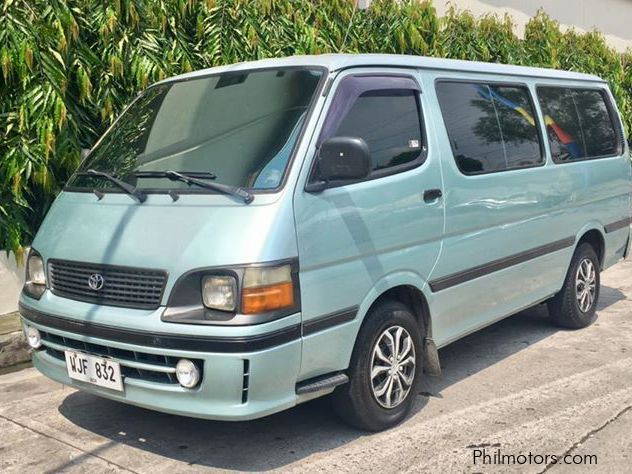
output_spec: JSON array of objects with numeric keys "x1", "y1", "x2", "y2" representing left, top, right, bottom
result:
[{"x1": 292, "y1": 69, "x2": 445, "y2": 380}]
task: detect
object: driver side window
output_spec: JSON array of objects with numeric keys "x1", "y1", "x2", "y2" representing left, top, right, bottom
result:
[
  {"x1": 317, "y1": 75, "x2": 426, "y2": 180},
  {"x1": 334, "y1": 89, "x2": 423, "y2": 173}
]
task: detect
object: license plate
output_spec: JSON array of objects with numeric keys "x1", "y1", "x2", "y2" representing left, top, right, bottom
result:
[{"x1": 64, "y1": 350, "x2": 123, "y2": 392}]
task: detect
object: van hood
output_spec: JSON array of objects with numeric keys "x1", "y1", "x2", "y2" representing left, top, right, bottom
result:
[{"x1": 32, "y1": 191, "x2": 298, "y2": 293}]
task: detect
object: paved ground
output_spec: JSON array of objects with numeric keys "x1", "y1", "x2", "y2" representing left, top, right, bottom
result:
[{"x1": 1, "y1": 260, "x2": 632, "y2": 473}]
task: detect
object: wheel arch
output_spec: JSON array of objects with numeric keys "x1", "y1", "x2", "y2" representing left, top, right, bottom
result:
[
  {"x1": 352, "y1": 272, "x2": 439, "y2": 375},
  {"x1": 366, "y1": 285, "x2": 431, "y2": 337},
  {"x1": 575, "y1": 224, "x2": 606, "y2": 269}
]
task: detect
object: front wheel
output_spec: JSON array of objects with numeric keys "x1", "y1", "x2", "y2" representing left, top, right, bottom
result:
[
  {"x1": 548, "y1": 242, "x2": 600, "y2": 329},
  {"x1": 332, "y1": 300, "x2": 423, "y2": 431}
]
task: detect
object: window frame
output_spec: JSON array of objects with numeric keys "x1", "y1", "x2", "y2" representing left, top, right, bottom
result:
[
  {"x1": 435, "y1": 78, "x2": 546, "y2": 177},
  {"x1": 535, "y1": 84, "x2": 624, "y2": 164},
  {"x1": 307, "y1": 72, "x2": 428, "y2": 190}
]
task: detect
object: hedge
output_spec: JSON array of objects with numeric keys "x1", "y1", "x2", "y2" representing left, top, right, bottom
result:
[{"x1": 1, "y1": 0, "x2": 631, "y2": 257}]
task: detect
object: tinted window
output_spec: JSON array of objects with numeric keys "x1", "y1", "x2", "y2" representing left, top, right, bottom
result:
[
  {"x1": 333, "y1": 89, "x2": 423, "y2": 173},
  {"x1": 537, "y1": 87, "x2": 619, "y2": 162},
  {"x1": 436, "y1": 82, "x2": 543, "y2": 174}
]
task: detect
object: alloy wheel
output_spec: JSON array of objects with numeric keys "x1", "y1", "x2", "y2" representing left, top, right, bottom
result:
[
  {"x1": 575, "y1": 258, "x2": 596, "y2": 312},
  {"x1": 370, "y1": 325, "x2": 416, "y2": 409}
]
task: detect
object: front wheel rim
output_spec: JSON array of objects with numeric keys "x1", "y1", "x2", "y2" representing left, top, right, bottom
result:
[
  {"x1": 575, "y1": 258, "x2": 596, "y2": 312},
  {"x1": 370, "y1": 325, "x2": 416, "y2": 409}
]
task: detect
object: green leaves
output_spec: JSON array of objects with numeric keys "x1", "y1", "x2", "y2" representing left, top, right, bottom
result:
[{"x1": 0, "y1": 0, "x2": 630, "y2": 256}]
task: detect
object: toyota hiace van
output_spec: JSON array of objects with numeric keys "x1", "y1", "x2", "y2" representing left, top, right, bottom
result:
[{"x1": 20, "y1": 54, "x2": 631, "y2": 431}]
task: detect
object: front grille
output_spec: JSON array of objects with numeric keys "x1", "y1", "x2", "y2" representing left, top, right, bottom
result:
[
  {"x1": 48, "y1": 259, "x2": 167, "y2": 309},
  {"x1": 39, "y1": 330, "x2": 203, "y2": 385}
]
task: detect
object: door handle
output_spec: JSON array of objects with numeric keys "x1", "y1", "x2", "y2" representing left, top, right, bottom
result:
[{"x1": 423, "y1": 188, "x2": 442, "y2": 202}]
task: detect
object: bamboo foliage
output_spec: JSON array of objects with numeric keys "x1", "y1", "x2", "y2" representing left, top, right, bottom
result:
[{"x1": 1, "y1": 0, "x2": 630, "y2": 256}]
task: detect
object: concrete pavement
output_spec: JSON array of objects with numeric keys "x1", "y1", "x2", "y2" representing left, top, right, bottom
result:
[{"x1": 1, "y1": 259, "x2": 632, "y2": 473}]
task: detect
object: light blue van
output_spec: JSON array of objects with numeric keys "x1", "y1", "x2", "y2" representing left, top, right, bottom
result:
[{"x1": 20, "y1": 54, "x2": 631, "y2": 431}]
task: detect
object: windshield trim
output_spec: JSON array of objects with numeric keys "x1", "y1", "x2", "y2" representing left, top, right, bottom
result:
[{"x1": 64, "y1": 65, "x2": 330, "y2": 196}]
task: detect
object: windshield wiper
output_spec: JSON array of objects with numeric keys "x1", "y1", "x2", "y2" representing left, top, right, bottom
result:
[
  {"x1": 134, "y1": 170, "x2": 217, "y2": 180},
  {"x1": 135, "y1": 170, "x2": 254, "y2": 204},
  {"x1": 78, "y1": 169, "x2": 147, "y2": 203}
]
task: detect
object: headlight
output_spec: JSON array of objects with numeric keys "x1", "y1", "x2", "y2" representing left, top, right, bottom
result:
[
  {"x1": 163, "y1": 261, "x2": 300, "y2": 324},
  {"x1": 23, "y1": 250, "x2": 46, "y2": 299},
  {"x1": 27, "y1": 253, "x2": 45, "y2": 285},
  {"x1": 241, "y1": 264, "x2": 294, "y2": 314},
  {"x1": 202, "y1": 275, "x2": 237, "y2": 311},
  {"x1": 175, "y1": 359, "x2": 200, "y2": 388}
]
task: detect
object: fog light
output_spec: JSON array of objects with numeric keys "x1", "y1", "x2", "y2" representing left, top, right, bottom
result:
[
  {"x1": 26, "y1": 326, "x2": 42, "y2": 349},
  {"x1": 175, "y1": 359, "x2": 200, "y2": 388}
]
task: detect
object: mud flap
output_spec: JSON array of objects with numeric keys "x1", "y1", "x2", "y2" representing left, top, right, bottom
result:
[{"x1": 423, "y1": 337, "x2": 441, "y2": 376}]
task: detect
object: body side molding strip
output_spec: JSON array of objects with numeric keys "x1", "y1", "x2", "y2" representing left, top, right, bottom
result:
[
  {"x1": 302, "y1": 307, "x2": 358, "y2": 336},
  {"x1": 604, "y1": 217, "x2": 632, "y2": 234},
  {"x1": 429, "y1": 236, "x2": 576, "y2": 292}
]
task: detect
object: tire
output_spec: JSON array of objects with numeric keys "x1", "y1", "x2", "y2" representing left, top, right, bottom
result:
[
  {"x1": 333, "y1": 299, "x2": 424, "y2": 431},
  {"x1": 547, "y1": 242, "x2": 600, "y2": 329}
]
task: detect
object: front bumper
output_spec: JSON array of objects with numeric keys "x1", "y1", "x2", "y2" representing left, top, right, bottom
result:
[{"x1": 20, "y1": 299, "x2": 304, "y2": 421}]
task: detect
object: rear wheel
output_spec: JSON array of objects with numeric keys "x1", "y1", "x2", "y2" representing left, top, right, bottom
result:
[
  {"x1": 548, "y1": 242, "x2": 600, "y2": 329},
  {"x1": 333, "y1": 300, "x2": 423, "y2": 431}
]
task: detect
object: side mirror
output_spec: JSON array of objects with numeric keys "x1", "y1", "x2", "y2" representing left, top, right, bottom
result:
[
  {"x1": 306, "y1": 137, "x2": 371, "y2": 192},
  {"x1": 80, "y1": 148, "x2": 91, "y2": 160}
]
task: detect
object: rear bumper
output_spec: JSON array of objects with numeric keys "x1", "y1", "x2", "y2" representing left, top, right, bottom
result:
[{"x1": 20, "y1": 301, "x2": 303, "y2": 421}]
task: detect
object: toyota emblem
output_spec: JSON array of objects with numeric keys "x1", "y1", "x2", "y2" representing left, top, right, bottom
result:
[{"x1": 88, "y1": 273, "x2": 105, "y2": 291}]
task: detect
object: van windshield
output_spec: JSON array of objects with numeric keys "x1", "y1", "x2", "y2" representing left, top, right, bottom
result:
[{"x1": 69, "y1": 68, "x2": 324, "y2": 193}]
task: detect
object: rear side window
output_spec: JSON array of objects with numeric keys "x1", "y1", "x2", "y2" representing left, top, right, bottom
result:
[
  {"x1": 333, "y1": 89, "x2": 423, "y2": 173},
  {"x1": 436, "y1": 81, "x2": 543, "y2": 174},
  {"x1": 537, "y1": 87, "x2": 620, "y2": 162}
]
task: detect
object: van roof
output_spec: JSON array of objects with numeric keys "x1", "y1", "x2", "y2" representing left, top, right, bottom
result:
[{"x1": 158, "y1": 53, "x2": 605, "y2": 85}]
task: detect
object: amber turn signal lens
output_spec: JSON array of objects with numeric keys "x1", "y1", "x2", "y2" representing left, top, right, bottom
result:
[{"x1": 241, "y1": 281, "x2": 294, "y2": 314}]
